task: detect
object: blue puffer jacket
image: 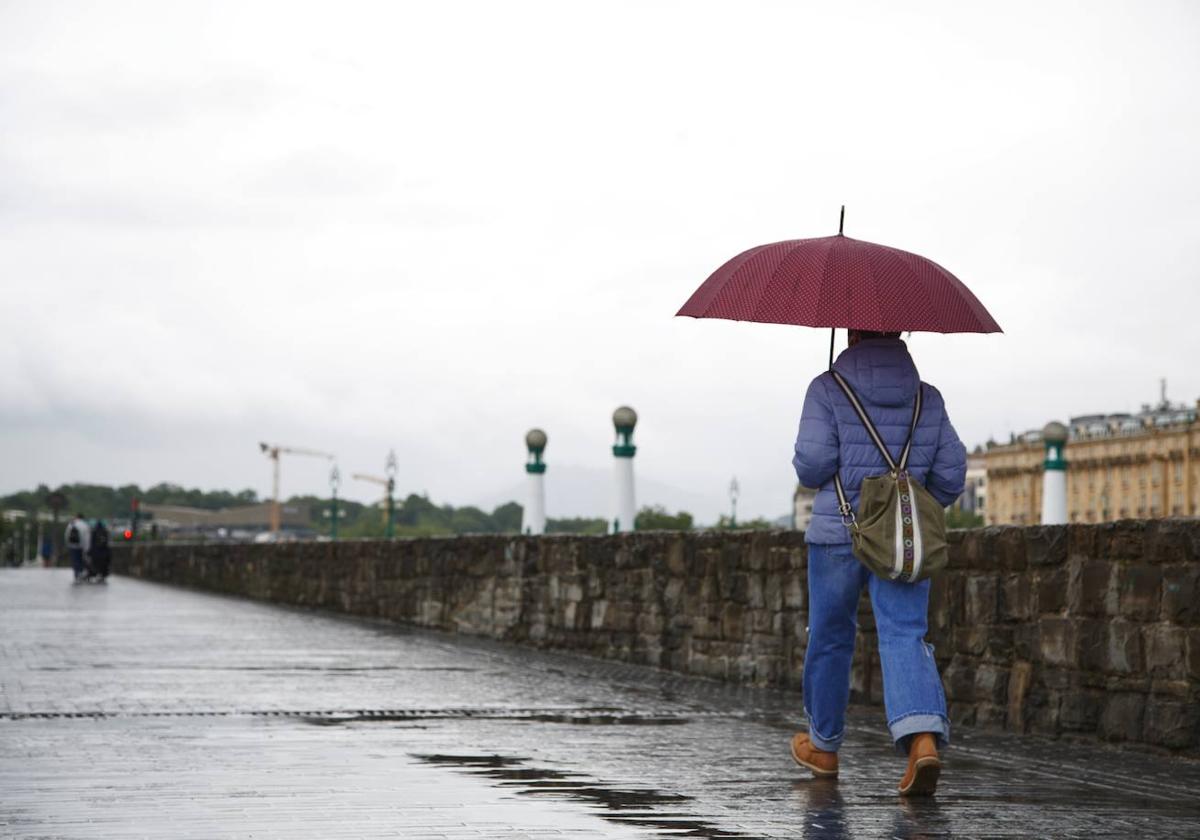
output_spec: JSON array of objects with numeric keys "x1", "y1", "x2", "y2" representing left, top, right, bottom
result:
[{"x1": 793, "y1": 338, "x2": 967, "y2": 545}]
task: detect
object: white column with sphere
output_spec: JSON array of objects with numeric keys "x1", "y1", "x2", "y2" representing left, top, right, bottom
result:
[
  {"x1": 611, "y1": 406, "x2": 638, "y2": 533},
  {"x1": 522, "y1": 429, "x2": 547, "y2": 535},
  {"x1": 1040, "y1": 421, "x2": 1068, "y2": 525}
]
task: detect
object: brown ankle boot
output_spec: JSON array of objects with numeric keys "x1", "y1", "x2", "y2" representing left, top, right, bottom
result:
[
  {"x1": 790, "y1": 733, "x2": 838, "y2": 778},
  {"x1": 898, "y1": 732, "x2": 941, "y2": 796}
]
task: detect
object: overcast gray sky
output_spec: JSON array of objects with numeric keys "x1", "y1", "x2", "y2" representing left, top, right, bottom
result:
[{"x1": 2, "y1": 0, "x2": 1198, "y2": 522}]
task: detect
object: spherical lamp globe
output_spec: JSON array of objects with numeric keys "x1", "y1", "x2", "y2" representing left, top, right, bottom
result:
[
  {"x1": 613, "y1": 406, "x2": 638, "y2": 432},
  {"x1": 525, "y1": 428, "x2": 548, "y2": 453}
]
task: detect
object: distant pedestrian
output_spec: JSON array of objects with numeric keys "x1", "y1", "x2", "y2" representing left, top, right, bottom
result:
[
  {"x1": 65, "y1": 513, "x2": 91, "y2": 581},
  {"x1": 40, "y1": 534, "x2": 53, "y2": 568},
  {"x1": 790, "y1": 332, "x2": 966, "y2": 797},
  {"x1": 89, "y1": 520, "x2": 112, "y2": 582}
]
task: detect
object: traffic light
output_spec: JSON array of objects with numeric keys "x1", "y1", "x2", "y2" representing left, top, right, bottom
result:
[{"x1": 123, "y1": 529, "x2": 133, "y2": 540}]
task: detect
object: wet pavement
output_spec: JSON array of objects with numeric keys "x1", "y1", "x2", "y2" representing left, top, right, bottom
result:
[{"x1": 2, "y1": 569, "x2": 1199, "y2": 839}]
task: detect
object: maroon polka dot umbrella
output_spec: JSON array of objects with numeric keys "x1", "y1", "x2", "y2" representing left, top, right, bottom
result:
[{"x1": 677, "y1": 210, "x2": 1001, "y2": 365}]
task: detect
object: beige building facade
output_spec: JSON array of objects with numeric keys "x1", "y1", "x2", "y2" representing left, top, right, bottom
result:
[
  {"x1": 985, "y1": 400, "x2": 1200, "y2": 525},
  {"x1": 793, "y1": 485, "x2": 817, "y2": 532},
  {"x1": 950, "y1": 449, "x2": 987, "y2": 520}
]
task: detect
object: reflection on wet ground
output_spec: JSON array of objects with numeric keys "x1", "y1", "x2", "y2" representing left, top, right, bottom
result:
[
  {"x1": 790, "y1": 779, "x2": 951, "y2": 840},
  {"x1": 416, "y1": 753, "x2": 759, "y2": 838},
  {"x1": 302, "y1": 709, "x2": 694, "y2": 726}
]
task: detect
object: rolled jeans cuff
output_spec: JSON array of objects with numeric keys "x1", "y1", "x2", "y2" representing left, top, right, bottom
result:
[
  {"x1": 889, "y1": 713, "x2": 950, "y2": 755},
  {"x1": 806, "y1": 716, "x2": 844, "y2": 752}
]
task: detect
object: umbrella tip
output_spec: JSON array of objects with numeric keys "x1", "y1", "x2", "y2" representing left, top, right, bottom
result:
[{"x1": 838, "y1": 205, "x2": 845, "y2": 236}]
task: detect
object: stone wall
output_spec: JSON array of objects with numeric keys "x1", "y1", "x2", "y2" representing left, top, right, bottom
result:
[{"x1": 112, "y1": 520, "x2": 1200, "y2": 753}]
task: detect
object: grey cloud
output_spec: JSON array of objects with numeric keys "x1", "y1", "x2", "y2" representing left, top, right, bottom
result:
[
  {"x1": 249, "y1": 147, "x2": 394, "y2": 198},
  {"x1": 0, "y1": 69, "x2": 279, "y2": 134}
]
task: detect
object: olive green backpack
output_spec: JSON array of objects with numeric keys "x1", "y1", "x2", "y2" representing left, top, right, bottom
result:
[{"x1": 830, "y1": 371, "x2": 948, "y2": 583}]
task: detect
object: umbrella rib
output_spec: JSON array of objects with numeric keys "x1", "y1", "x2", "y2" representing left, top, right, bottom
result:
[
  {"x1": 891, "y1": 246, "x2": 942, "y2": 331},
  {"x1": 816, "y1": 238, "x2": 840, "y2": 330},
  {"x1": 864, "y1": 239, "x2": 887, "y2": 331},
  {"x1": 746, "y1": 249, "x2": 784, "y2": 322},
  {"x1": 700, "y1": 246, "x2": 777, "y2": 321}
]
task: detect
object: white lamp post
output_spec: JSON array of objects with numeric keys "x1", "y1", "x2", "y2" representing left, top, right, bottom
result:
[
  {"x1": 1040, "y1": 421, "x2": 1068, "y2": 525},
  {"x1": 612, "y1": 406, "x2": 638, "y2": 533},
  {"x1": 522, "y1": 429, "x2": 548, "y2": 535}
]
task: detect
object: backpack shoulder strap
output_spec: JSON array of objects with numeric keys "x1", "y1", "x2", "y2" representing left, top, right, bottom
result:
[
  {"x1": 829, "y1": 371, "x2": 897, "y2": 471},
  {"x1": 829, "y1": 373, "x2": 926, "y2": 528},
  {"x1": 898, "y1": 384, "x2": 924, "y2": 471}
]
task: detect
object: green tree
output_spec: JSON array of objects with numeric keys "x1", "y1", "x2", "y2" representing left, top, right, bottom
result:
[
  {"x1": 0, "y1": 483, "x2": 262, "y2": 521},
  {"x1": 634, "y1": 505, "x2": 693, "y2": 531},
  {"x1": 710, "y1": 514, "x2": 774, "y2": 531},
  {"x1": 1, "y1": 482, "x2": 554, "y2": 539},
  {"x1": 945, "y1": 507, "x2": 985, "y2": 529},
  {"x1": 492, "y1": 502, "x2": 523, "y2": 533},
  {"x1": 546, "y1": 516, "x2": 608, "y2": 535},
  {"x1": 318, "y1": 493, "x2": 526, "y2": 538},
  {"x1": 449, "y1": 505, "x2": 496, "y2": 534}
]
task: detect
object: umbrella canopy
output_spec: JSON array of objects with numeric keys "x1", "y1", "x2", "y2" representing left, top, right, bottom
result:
[{"x1": 677, "y1": 234, "x2": 1001, "y2": 334}]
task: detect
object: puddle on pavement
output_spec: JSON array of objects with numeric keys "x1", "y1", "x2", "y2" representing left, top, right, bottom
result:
[
  {"x1": 413, "y1": 753, "x2": 762, "y2": 839},
  {"x1": 301, "y1": 708, "x2": 693, "y2": 727},
  {"x1": 33, "y1": 664, "x2": 479, "y2": 673},
  {"x1": 520, "y1": 712, "x2": 690, "y2": 726}
]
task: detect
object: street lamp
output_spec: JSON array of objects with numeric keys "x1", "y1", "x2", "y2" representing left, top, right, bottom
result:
[
  {"x1": 1041, "y1": 421, "x2": 1068, "y2": 525},
  {"x1": 612, "y1": 406, "x2": 638, "y2": 533},
  {"x1": 385, "y1": 449, "x2": 398, "y2": 539},
  {"x1": 329, "y1": 465, "x2": 341, "y2": 541},
  {"x1": 523, "y1": 429, "x2": 548, "y2": 535},
  {"x1": 352, "y1": 451, "x2": 399, "y2": 539},
  {"x1": 729, "y1": 477, "x2": 740, "y2": 527}
]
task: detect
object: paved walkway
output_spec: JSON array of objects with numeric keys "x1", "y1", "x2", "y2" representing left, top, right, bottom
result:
[{"x1": 2, "y1": 569, "x2": 1199, "y2": 839}]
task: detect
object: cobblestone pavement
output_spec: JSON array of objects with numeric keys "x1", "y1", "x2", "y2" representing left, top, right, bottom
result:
[{"x1": 2, "y1": 569, "x2": 1199, "y2": 839}]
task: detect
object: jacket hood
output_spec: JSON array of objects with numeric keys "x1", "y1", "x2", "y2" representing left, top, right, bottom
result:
[{"x1": 831, "y1": 338, "x2": 920, "y2": 407}]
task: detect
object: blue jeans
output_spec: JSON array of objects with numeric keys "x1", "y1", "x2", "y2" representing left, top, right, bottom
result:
[{"x1": 803, "y1": 543, "x2": 949, "y2": 754}]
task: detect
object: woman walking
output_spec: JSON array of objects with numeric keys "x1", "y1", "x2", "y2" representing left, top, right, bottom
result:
[{"x1": 789, "y1": 330, "x2": 967, "y2": 796}]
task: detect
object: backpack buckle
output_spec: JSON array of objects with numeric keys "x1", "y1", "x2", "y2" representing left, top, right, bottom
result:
[{"x1": 837, "y1": 501, "x2": 858, "y2": 530}]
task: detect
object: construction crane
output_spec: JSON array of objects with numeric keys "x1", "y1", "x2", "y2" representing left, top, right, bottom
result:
[
  {"x1": 259, "y1": 442, "x2": 335, "y2": 535},
  {"x1": 352, "y1": 450, "x2": 399, "y2": 538}
]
